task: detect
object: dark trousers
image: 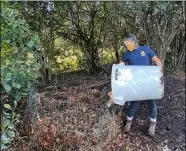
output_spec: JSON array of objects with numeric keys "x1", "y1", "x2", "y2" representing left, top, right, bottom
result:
[{"x1": 127, "y1": 99, "x2": 157, "y2": 119}]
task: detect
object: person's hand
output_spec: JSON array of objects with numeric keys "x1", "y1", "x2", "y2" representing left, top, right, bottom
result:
[{"x1": 119, "y1": 60, "x2": 125, "y2": 65}]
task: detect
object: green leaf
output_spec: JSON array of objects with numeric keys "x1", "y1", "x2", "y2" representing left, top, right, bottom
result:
[
  {"x1": 27, "y1": 40, "x2": 34, "y2": 48},
  {"x1": 7, "y1": 131, "x2": 15, "y2": 137},
  {"x1": 18, "y1": 19, "x2": 26, "y2": 25},
  {"x1": 12, "y1": 82, "x2": 16, "y2": 87},
  {"x1": 3, "y1": 119, "x2": 10, "y2": 126},
  {"x1": 14, "y1": 100, "x2": 17, "y2": 107},
  {"x1": 5, "y1": 73, "x2": 12, "y2": 81},
  {"x1": 13, "y1": 24, "x2": 18, "y2": 29},
  {"x1": 15, "y1": 93, "x2": 21, "y2": 101},
  {"x1": 8, "y1": 123, "x2": 14, "y2": 129},
  {"x1": 3, "y1": 111, "x2": 11, "y2": 116},
  {"x1": 1, "y1": 144, "x2": 7, "y2": 150},
  {"x1": 4, "y1": 104, "x2": 11, "y2": 110},
  {"x1": 6, "y1": 40, "x2": 11, "y2": 44},
  {"x1": 2, "y1": 81, "x2": 12, "y2": 93},
  {"x1": 6, "y1": 116, "x2": 12, "y2": 119},
  {"x1": 33, "y1": 34, "x2": 39, "y2": 42},
  {"x1": 12, "y1": 112, "x2": 16, "y2": 118},
  {"x1": 21, "y1": 92, "x2": 28, "y2": 96},
  {"x1": 27, "y1": 81, "x2": 32, "y2": 89},
  {"x1": 1, "y1": 134, "x2": 9, "y2": 143},
  {"x1": 12, "y1": 82, "x2": 21, "y2": 89},
  {"x1": 15, "y1": 83, "x2": 21, "y2": 89}
]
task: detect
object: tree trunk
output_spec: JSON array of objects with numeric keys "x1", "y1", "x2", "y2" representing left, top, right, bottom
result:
[
  {"x1": 115, "y1": 48, "x2": 120, "y2": 64},
  {"x1": 113, "y1": 39, "x2": 120, "y2": 63},
  {"x1": 84, "y1": 45, "x2": 101, "y2": 73},
  {"x1": 157, "y1": 43, "x2": 168, "y2": 66}
]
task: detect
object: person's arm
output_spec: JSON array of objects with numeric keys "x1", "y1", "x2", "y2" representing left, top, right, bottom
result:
[
  {"x1": 152, "y1": 56, "x2": 163, "y2": 67},
  {"x1": 146, "y1": 46, "x2": 163, "y2": 68},
  {"x1": 120, "y1": 52, "x2": 128, "y2": 64}
]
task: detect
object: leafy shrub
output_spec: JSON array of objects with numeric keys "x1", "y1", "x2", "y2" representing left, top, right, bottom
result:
[{"x1": 1, "y1": 2, "x2": 40, "y2": 149}]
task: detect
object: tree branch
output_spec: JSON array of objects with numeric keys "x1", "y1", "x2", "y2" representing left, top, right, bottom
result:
[
  {"x1": 155, "y1": 16, "x2": 163, "y2": 42},
  {"x1": 162, "y1": 18, "x2": 168, "y2": 39},
  {"x1": 167, "y1": 29, "x2": 179, "y2": 45}
]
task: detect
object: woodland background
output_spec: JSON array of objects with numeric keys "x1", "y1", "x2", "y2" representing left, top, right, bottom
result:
[{"x1": 1, "y1": 1, "x2": 185, "y2": 151}]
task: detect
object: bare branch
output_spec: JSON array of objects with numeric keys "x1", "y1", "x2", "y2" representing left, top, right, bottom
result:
[
  {"x1": 182, "y1": 1, "x2": 185, "y2": 21},
  {"x1": 162, "y1": 18, "x2": 168, "y2": 39},
  {"x1": 155, "y1": 16, "x2": 163, "y2": 42},
  {"x1": 167, "y1": 29, "x2": 179, "y2": 45}
]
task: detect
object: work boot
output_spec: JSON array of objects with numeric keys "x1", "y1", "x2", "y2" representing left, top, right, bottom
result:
[
  {"x1": 148, "y1": 121, "x2": 156, "y2": 136},
  {"x1": 124, "y1": 120, "x2": 132, "y2": 132}
]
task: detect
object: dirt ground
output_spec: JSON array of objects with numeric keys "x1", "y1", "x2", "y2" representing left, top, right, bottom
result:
[{"x1": 10, "y1": 73, "x2": 185, "y2": 151}]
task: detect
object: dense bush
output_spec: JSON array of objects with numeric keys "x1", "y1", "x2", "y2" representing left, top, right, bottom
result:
[{"x1": 1, "y1": 2, "x2": 40, "y2": 149}]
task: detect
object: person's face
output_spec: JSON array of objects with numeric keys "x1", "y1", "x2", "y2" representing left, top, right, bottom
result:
[{"x1": 124, "y1": 39, "x2": 135, "y2": 51}]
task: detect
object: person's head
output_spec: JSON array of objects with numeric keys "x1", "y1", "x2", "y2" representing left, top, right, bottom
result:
[{"x1": 124, "y1": 34, "x2": 139, "y2": 51}]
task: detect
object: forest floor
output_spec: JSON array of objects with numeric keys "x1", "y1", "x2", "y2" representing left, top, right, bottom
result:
[{"x1": 11, "y1": 72, "x2": 185, "y2": 151}]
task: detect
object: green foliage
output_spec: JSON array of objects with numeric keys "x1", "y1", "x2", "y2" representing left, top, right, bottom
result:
[
  {"x1": 1, "y1": 101, "x2": 18, "y2": 150},
  {"x1": 1, "y1": 2, "x2": 40, "y2": 150},
  {"x1": 17, "y1": 1, "x2": 185, "y2": 74},
  {"x1": 54, "y1": 38, "x2": 85, "y2": 72}
]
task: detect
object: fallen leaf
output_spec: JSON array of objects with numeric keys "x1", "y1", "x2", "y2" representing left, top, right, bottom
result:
[
  {"x1": 83, "y1": 105, "x2": 86, "y2": 112},
  {"x1": 164, "y1": 139, "x2": 168, "y2": 143},
  {"x1": 118, "y1": 142, "x2": 123, "y2": 147},
  {"x1": 48, "y1": 124, "x2": 56, "y2": 137},
  {"x1": 56, "y1": 138, "x2": 60, "y2": 143}
]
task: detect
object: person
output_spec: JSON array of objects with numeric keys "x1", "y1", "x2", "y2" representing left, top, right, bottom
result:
[{"x1": 120, "y1": 34, "x2": 163, "y2": 136}]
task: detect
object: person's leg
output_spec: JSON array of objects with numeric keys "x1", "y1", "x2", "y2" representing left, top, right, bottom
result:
[
  {"x1": 147, "y1": 99, "x2": 157, "y2": 121},
  {"x1": 124, "y1": 101, "x2": 138, "y2": 132},
  {"x1": 127, "y1": 101, "x2": 139, "y2": 120},
  {"x1": 147, "y1": 99, "x2": 157, "y2": 136}
]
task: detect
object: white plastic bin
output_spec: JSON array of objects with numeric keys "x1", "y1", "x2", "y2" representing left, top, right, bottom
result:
[{"x1": 111, "y1": 64, "x2": 164, "y2": 105}]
